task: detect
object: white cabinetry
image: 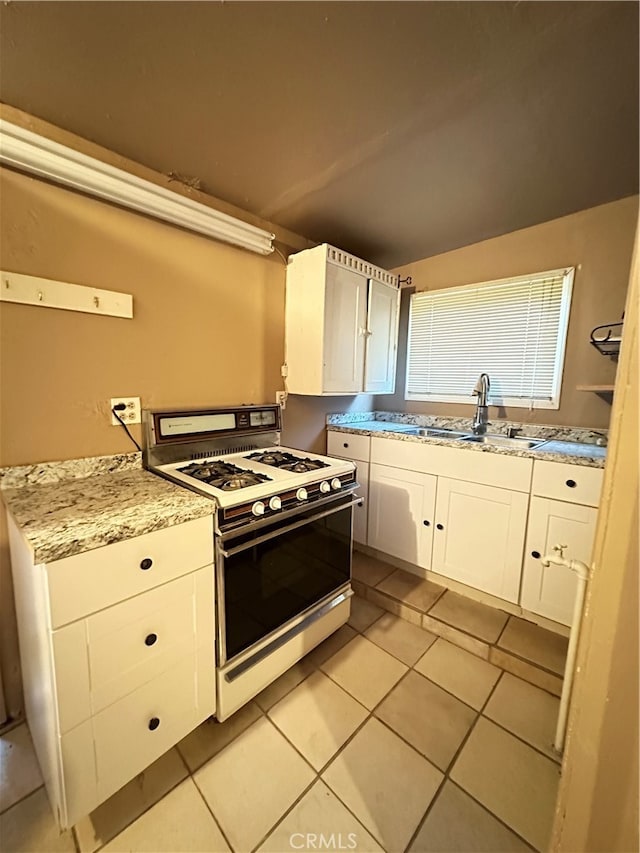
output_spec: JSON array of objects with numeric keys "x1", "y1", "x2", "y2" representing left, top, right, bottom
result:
[
  {"x1": 431, "y1": 478, "x2": 529, "y2": 603},
  {"x1": 328, "y1": 428, "x2": 604, "y2": 620},
  {"x1": 369, "y1": 463, "x2": 436, "y2": 567},
  {"x1": 520, "y1": 460, "x2": 602, "y2": 625},
  {"x1": 352, "y1": 461, "x2": 370, "y2": 545},
  {"x1": 8, "y1": 514, "x2": 215, "y2": 829},
  {"x1": 285, "y1": 244, "x2": 400, "y2": 395},
  {"x1": 327, "y1": 431, "x2": 370, "y2": 545}
]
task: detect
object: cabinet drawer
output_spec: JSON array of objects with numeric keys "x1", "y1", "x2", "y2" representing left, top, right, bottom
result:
[
  {"x1": 371, "y1": 437, "x2": 532, "y2": 492},
  {"x1": 62, "y1": 650, "x2": 214, "y2": 820},
  {"x1": 53, "y1": 567, "x2": 214, "y2": 731},
  {"x1": 47, "y1": 516, "x2": 213, "y2": 627},
  {"x1": 532, "y1": 461, "x2": 603, "y2": 507},
  {"x1": 327, "y1": 431, "x2": 371, "y2": 462}
]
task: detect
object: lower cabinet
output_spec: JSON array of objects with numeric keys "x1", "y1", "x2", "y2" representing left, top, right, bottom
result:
[
  {"x1": 8, "y1": 513, "x2": 215, "y2": 830},
  {"x1": 431, "y1": 477, "x2": 529, "y2": 603},
  {"x1": 333, "y1": 429, "x2": 603, "y2": 619},
  {"x1": 368, "y1": 463, "x2": 436, "y2": 568},
  {"x1": 352, "y1": 460, "x2": 369, "y2": 546},
  {"x1": 520, "y1": 497, "x2": 598, "y2": 625}
]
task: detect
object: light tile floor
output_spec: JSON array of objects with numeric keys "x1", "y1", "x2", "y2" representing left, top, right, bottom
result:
[
  {"x1": 353, "y1": 551, "x2": 569, "y2": 698},
  {"x1": 1, "y1": 597, "x2": 563, "y2": 853}
]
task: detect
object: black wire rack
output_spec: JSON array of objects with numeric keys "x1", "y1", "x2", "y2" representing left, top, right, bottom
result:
[{"x1": 590, "y1": 320, "x2": 623, "y2": 358}]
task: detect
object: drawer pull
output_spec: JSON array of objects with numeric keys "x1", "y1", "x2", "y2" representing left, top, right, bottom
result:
[
  {"x1": 566, "y1": 479, "x2": 577, "y2": 488},
  {"x1": 140, "y1": 558, "x2": 153, "y2": 571},
  {"x1": 148, "y1": 717, "x2": 160, "y2": 731},
  {"x1": 531, "y1": 550, "x2": 541, "y2": 559},
  {"x1": 423, "y1": 520, "x2": 431, "y2": 527},
  {"x1": 436, "y1": 523, "x2": 444, "y2": 531},
  {"x1": 343, "y1": 442, "x2": 349, "y2": 448},
  {"x1": 144, "y1": 633, "x2": 158, "y2": 647}
]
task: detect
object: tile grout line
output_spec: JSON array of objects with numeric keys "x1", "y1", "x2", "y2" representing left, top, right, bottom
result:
[
  {"x1": 358, "y1": 576, "x2": 567, "y2": 685},
  {"x1": 316, "y1": 625, "x2": 495, "y2": 851},
  {"x1": 76, "y1": 749, "x2": 198, "y2": 853},
  {"x1": 252, "y1": 707, "x2": 386, "y2": 851},
  {"x1": 402, "y1": 666, "x2": 513, "y2": 853},
  {"x1": 190, "y1": 761, "x2": 245, "y2": 853},
  {"x1": 61, "y1": 576, "x2": 551, "y2": 853},
  {"x1": 495, "y1": 612, "x2": 513, "y2": 646},
  {"x1": 443, "y1": 670, "x2": 544, "y2": 852},
  {"x1": 263, "y1": 599, "x2": 546, "y2": 847},
  {"x1": 0, "y1": 782, "x2": 45, "y2": 818}
]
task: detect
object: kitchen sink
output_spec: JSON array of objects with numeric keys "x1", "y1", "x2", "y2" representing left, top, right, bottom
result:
[
  {"x1": 460, "y1": 434, "x2": 545, "y2": 449},
  {"x1": 404, "y1": 427, "x2": 468, "y2": 439}
]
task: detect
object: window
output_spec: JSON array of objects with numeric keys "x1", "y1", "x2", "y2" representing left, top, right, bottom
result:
[{"x1": 405, "y1": 268, "x2": 574, "y2": 409}]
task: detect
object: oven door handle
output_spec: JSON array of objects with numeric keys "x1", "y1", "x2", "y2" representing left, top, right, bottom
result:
[{"x1": 218, "y1": 497, "x2": 363, "y2": 558}]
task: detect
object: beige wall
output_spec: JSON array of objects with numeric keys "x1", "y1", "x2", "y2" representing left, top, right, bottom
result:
[
  {"x1": 379, "y1": 196, "x2": 639, "y2": 429},
  {"x1": 0, "y1": 164, "x2": 294, "y2": 720},
  {"x1": 282, "y1": 395, "x2": 375, "y2": 455},
  {"x1": 0, "y1": 167, "x2": 289, "y2": 465}
]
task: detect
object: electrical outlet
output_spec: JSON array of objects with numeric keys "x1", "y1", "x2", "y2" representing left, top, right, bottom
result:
[
  {"x1": 110, "y1": 397, "x2": 141, "y2": 426},
  {"x1": 276, "y1": 391, "x2": 288, "y2": 409}
]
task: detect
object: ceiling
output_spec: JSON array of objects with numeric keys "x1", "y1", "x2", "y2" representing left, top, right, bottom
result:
[{"x1": 0, "y1": 1, "x2": 638, "y2": 268}]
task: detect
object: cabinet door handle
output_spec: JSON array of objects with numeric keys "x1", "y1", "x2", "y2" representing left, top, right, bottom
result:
[
  {"x1": 140, "y1": 558, "x2": 153, "y2": 571},
  {"x1": 436, "y1": 523, "x2": 444, "y2": 531},
  {"x1": 531, "y1": 550, "x2": 541, "y2": 559},
  {"x1": 423, "y1": 520, "x2": 431, "y2": 527},
  {"x1": 565, "y1": 479, "x2": 577, "y2": 488},
  {"x1": 148, "y1": 717, "x2": 160, "y2": 731},
  {"x1": 145, "y1": 633, "x2": 158, "y2": 647}
]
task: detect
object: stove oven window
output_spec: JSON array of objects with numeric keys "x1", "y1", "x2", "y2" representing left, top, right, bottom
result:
[{"x1": 221, "y1": 501, "x2": 352, "y2": 662}]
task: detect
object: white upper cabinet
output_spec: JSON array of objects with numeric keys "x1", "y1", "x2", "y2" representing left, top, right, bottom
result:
[
  {"x1": 285, "y1": 244, "x2": 400, "y2": 396},
  {"x1": 323, "y1": 263, "x2": 368, "y2": 394},
  {"x1": 364, "y1": 278, "x2": 400, "y2": 393}
]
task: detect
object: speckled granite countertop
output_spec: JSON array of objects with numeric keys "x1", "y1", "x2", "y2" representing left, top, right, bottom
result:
[
  {"x1": 326, "y1": 412, "x2": 607, "y2": 469},
  {"x1": 1, "y1": 454, "x2": 213, "y2": 564}
]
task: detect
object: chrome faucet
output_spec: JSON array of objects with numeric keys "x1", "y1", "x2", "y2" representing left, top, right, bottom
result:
[{"x1": 472, "y1": 373, "x2": 491, "y2": 435}]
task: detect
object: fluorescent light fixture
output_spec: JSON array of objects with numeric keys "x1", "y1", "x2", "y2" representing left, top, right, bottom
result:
[{"x1": 0, "y1": 119, "x2": 275, "y2": 255}]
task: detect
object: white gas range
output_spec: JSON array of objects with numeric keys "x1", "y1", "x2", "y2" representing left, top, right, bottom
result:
[{"x1": 143, "y1": 404, "x2": 358, "y2": 719}]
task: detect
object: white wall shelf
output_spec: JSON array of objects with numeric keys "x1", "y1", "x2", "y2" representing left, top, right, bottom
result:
[{"x1": 0, "y1": 270, "x2": 133, "y2": 319}]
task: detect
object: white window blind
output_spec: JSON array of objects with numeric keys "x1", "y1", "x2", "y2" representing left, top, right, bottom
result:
[{"x1": 405, "y1": 268, "x2": 574, "y2": 409}]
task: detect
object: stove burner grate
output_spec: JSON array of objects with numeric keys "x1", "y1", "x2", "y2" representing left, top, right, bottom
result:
[
  {"x1": 246, "y1": 451, "x2": 330, "y2": 472},
  {"x1": 177, "y1": 460, "x2": 272, "y2": 490}
]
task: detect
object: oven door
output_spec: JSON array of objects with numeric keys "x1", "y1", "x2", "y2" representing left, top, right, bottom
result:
[{"x1": 216, "y1": 494, "x2": 359, "y2": 668}]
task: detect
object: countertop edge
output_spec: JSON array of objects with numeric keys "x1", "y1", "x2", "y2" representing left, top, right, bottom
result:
[
  {"x1": 2, "y1": 469, "x2": 215, "y2": 564},
  {"x1": 326, "y1": 424, "x2": 606, "y2": 469}
]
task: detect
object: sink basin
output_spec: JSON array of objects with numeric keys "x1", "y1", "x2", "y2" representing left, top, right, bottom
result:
[
  {"x1": 461, "y1": 434, "x2": 544, "y2": 449},
  {"x1": 404, "y1": 427, "x2": 468, "y2": 439}
]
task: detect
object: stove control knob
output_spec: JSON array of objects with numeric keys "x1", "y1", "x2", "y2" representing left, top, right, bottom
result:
[
  {"x1": 331, "y1": 478, "x2": 342, "y2": 490},
  {"x1": 296, "y1": 488, "x2": 308, "y2": 501},
  {"x1": 319, "y1": 481, "x2": 331, "y2": 494},
  {"x1": 251, "y1": 501, "x2": 266, "y2": 517},
  {"x1": 269, "y1": 496, "x2": 282, "y2": 511}
]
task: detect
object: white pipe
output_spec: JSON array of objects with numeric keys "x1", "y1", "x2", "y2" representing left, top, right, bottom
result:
[{"x1": 541, "y1": 545, "x2": 590, "y2": 754}]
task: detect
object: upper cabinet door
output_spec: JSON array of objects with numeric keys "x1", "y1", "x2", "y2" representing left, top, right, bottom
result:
[
  {"x1": 322, "y1": 263, "x2": 368, "y2": 394},
  {"x1": 364, "y1": 280, "x2": 400, "y2": 394}
]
